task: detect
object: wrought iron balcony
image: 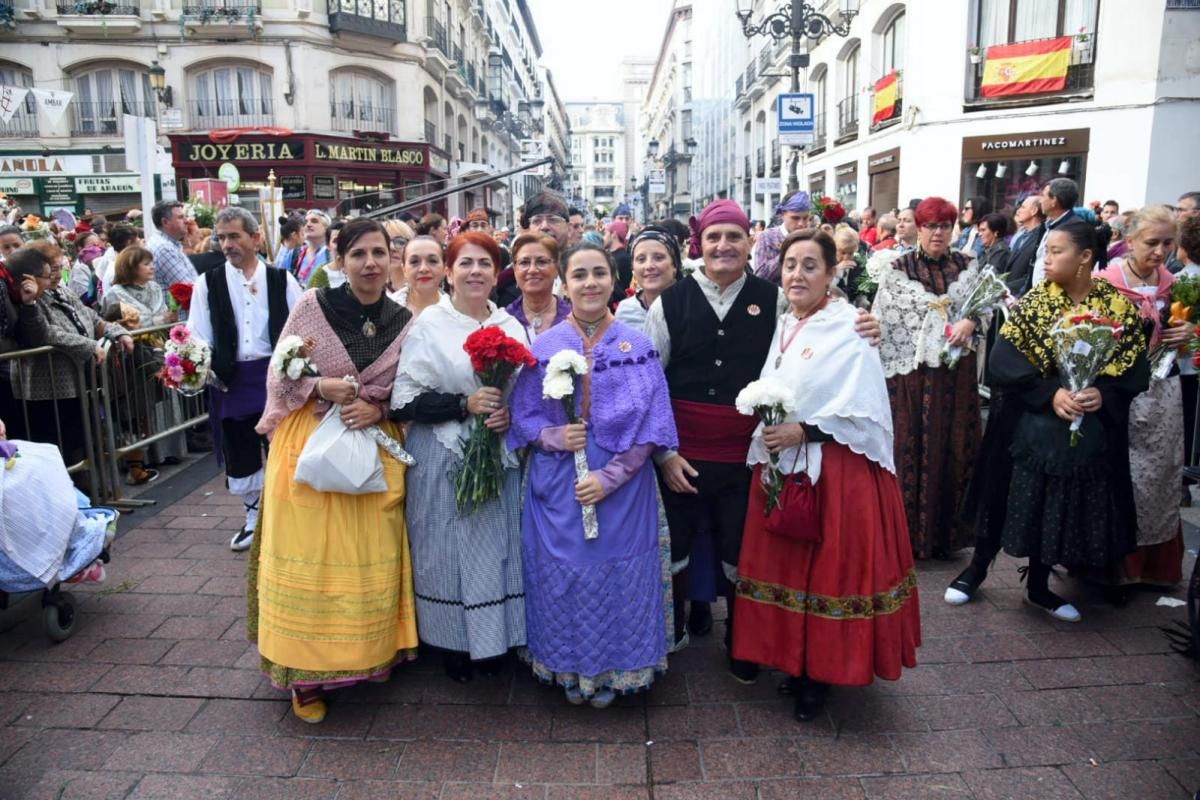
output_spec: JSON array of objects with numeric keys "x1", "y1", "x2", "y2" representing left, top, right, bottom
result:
[
  {"x1": 964, "y1": 36, "x2": 1095, "y2": 107},
  {"x1": 423, "y1": 119, "x2": 435, "y2": 143},
  {"x1": 735, "y1": 75, "x2": 745, "y2": 97},
  {"x1": 755, "y1": 146, "x2": 765, "y2": 177},
  {"x1": 327, "y1": 0, "x2": 405, "y2": 40},
  {"x1": 0, "y1": 111, "x2": 38, "y2": 138},
  {"x1": 770, "y1": 141, "x2": 780, "y2": 176},
  {"x1": 836, "y1": 96, "x2": 857, "y2": 141},
  {"x1": 56, "y1": 0, "x2": 139, "y2": 14},
  {"x1": 189, "y1": 97, "x2": 273, "y2": 131},
  {"x1": 425, "y1": 16, "x2": 450, "y2": 59},
  {"x1": 330, "y1": 102, "x2": 394, "y2": 135},
  {"x1": 182, "y1": 0, "x2": 259, "y2": 18},
  {"x1": 811, "y1": 112, "x2": 827, "y2": 153},
  {"x1": 71, "y1": 99, "x2": 155, "y2": 137}
]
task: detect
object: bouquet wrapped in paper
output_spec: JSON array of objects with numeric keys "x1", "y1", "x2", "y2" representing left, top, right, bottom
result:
[
  {"x1": 456, "y1": 326, "x2": 536, "y2": 510},
  {"x1": 158, "y1": 325, "x2": 212, "y2": 397},
  {"x1": 542, "y1": 349, "x2": 598, "y2": 540},
  {"x1": 1049, "y1": 312, "x2": 1125, "y2": 446},
  {"x1": 1148, "y1": 275, "x2": 1200, "y2": 380},
  {"x1": 941, "y1": 267, "x2": 1010, "y2": 368},
  {"x1": 735, "y1": 377, "x2": 798, "y2": 513}
]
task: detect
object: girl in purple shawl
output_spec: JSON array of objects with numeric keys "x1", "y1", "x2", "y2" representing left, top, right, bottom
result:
[{"x1": 508, "y1": 242, "x2": 679, "y2": 708}]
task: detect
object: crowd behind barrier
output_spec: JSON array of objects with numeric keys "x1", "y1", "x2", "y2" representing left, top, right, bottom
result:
[{"x1": 1, "y1": 322, "x2": 209, "y2": 507}]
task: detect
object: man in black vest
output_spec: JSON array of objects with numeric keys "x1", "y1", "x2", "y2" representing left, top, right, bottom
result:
[
  {"x1": 187, "y1": 207, "x2": 301, "y2": 551},
  {"x1": 645, "y1": 199, "x2": 879, "y2": 684}
]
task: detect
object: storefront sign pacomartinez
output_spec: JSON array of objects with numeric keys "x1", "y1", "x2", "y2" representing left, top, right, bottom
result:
[
  {"x1": 981, "y1": 136, "x2": 1067, "y2": 151},
  {"x1": 313, "y1": 142, "x2": 424, "y2": 166}
]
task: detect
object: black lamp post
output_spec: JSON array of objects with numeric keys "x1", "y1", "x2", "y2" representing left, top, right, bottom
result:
[{"x1": 735, "y1": 0, "x2": 857, "y2": 195}]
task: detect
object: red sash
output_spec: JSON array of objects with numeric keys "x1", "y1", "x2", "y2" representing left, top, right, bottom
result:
[{"x1": 672, "y1": 399, "x2": 758, "y2": 464}]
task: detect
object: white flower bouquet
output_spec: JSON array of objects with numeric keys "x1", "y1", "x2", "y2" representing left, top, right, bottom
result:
[
  {"x1": 543, "y1": 349, "x2": 599, "y2": 540},
  {"x1": 1050, "y1": 311, "x2": 1125, "y2": 446},
  {"x1": 270, "y1": 335, "x2": 319, "y2": 381},
  {"x1": 941, "y1": 267, "x2": 1010, "y2": 369},
  {"x1": 158, "y1": 325, "x2": 212, "y2": 397},
  {"x1": 735, "y1": 377, "x2": 797, "y2": 513}
]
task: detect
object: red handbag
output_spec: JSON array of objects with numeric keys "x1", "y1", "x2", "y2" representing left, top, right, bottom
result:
[{"x1": 764, "y1": 446, "x2": 822, "y2": 543}]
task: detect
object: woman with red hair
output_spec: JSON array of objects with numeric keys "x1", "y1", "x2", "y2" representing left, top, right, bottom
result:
[
  {"x1": 869, "y1": 197, "x2": 986, "y2": 559},
  {"x1": 391, "y1": 231, "x2": 529, "y2": 682}
]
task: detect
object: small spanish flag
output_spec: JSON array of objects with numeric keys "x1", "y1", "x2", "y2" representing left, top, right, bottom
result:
[
  {"x1": 872, "y1": 71, "x2": 899, "y2": 125},
  {"x1": 981, "y1": 36, "x2": 1072, "y2": 97}
]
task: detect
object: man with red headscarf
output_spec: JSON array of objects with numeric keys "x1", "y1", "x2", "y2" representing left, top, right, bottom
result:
[{"x1": 644, "y1": 199, "x2": 879, "y2": 683}]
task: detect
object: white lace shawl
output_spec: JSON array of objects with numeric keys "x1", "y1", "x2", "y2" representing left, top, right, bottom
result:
[
  {"x1": 0, "y1": 440, "x2": 80, "y2": 584},
  {"x1": 747, "y1": 300, "x2": 895, "y2": 483},
  {"x1": 870, "y1": 252, "x2": 982, "y2": 377},
  {"x1": 390, "y1": 293, "x2": 527, "y2": 466}
]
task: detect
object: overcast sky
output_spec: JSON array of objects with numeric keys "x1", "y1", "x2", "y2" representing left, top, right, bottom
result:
[{"x1": 527, "y1": 0, "x2": 674, "y2": 102}]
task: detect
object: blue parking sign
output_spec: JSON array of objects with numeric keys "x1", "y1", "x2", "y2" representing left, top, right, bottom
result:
[{"x1": 777, "y1": 93, "x2": 815, "y2": 145}]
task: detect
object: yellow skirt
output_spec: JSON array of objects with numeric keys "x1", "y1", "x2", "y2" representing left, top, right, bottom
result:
[{"x1": 255, "y1": 401, "x2": 418, "y2": 687}]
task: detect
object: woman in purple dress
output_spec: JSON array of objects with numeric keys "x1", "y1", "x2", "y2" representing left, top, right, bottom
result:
[{"x1": 508, "y1": 241, "x2": 678, "y2": 708}]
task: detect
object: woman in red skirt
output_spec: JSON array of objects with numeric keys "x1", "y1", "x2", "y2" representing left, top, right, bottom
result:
[{"x1": 733, "y1": 229, "x2": 921, "y2": 722}]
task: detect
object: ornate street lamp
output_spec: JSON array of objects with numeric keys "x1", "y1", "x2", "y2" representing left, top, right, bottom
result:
[
  {"x1": 735, "y1": 0, "x2": 858, "y2": 194},
  {"x1": 149, "y1": 60, "x2": 172, "y2": 108}
]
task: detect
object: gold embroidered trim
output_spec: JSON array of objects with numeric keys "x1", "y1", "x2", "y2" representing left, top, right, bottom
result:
[{"x1": 736, "y1": 569, "x2": 918, "y2": 620}]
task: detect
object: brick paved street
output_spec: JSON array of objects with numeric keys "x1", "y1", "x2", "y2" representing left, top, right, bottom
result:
[{"x1": 1, "y1": 458, "x2": 1198, "y2": 799}]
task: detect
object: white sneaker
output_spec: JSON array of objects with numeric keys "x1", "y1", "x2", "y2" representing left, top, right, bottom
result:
[
  {"x1": 230, "y1": 527, "x2": 254, "y2": 552},
  {"x1": 670, "y1": 631, "x2": 690, "y2": 654},
  {"x1": 564, "y1": 686, "x2": 585, "y2": 705},
  {"x1": 589, "y1": 688, "x2": 616, "y2": 709}
]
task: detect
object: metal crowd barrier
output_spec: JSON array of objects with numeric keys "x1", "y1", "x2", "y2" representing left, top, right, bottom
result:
[{"x1": 0, "y1": 322, "x2": 209, "y2": 509}]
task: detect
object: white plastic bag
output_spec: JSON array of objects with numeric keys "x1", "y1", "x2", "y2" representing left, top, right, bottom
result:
[{"x1": 294, "y1": 405, "x2": 387, "y2": 495}]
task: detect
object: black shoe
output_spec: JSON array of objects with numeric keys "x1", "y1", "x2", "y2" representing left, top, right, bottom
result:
[
  {"x1": 729, "y1": 657, "x2": 759, "y2": 685},
  {"x1": 687, "y1": 601, "x2": 713, "y2": 637},
  {"x1": 944, "y1": 560, "x2": 989, "y2": 606},
  {"x1": 777, "y1": 676, "x2": 801, "y2": 696},
  {"x1": 793, "y1": 678, "x2": 828, "y2": 722},
  {"x1": 444, "y1": 652, "x2": 474, "y2": 683},
  {"x1": 229, "y1": 527, "x2": 253, "y2": 552},
  {"x1": 476, "y1": 655, "x2": 505, "y2": 677}
]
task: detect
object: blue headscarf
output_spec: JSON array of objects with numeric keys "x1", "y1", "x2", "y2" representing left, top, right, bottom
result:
[{"x1": 774, "y1": 191, "x2": 811, "y2": 216}]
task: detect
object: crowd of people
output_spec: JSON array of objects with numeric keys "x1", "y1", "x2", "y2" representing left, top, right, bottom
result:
[{"x1": 0, "y1": 179, "x2": 1197, "y2": 727}]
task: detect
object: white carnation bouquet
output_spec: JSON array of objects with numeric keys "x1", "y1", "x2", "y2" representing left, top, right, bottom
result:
[
  {"x1": 735, "y1": 377, "x2": 797, "y2": 513},
  {"x1": 270, "y1": 335, "x2": 319, "y2": 381},
  {"x1": 543, "y1": 349, "x2": 599, "y2": 540}
]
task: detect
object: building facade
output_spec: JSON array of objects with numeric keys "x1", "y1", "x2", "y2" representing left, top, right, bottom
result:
[
  {"x1": 0, "y1": 0, "x2": 563, "y2": 226},
  {"x1": 618, "y1": 58, "x2": 653, "y2": 221},
  {"x1": 640, "y1": 3, "x2": 695, "y2": 222},
  {"x1": 566, "y1": 101, "x2": 626, "y2": 217},
  {"x1": 728, "y1": 0, "x2": 1200, "y2": 222}
]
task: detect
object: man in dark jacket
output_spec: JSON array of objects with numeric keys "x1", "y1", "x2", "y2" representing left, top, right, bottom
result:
[{"x1": 1004, "y1": 194, "x2": 1046, "y2": 297}]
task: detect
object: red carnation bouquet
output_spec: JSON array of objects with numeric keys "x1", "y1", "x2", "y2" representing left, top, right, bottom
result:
[
  {"x1": 811, "y1": 196, "x2": 846, "y2": 225},
  {"x1": 456, "y1": 326, "x2": 536, "y2": 510},
  {"x1": 167, "y1": 282, "x2": 193, "y2": 314}
]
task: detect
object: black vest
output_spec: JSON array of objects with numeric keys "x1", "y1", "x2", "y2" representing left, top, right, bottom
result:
[
  {"x1": 660, "y1": 272, "x2": 778, "y2": 405},
  {"x1": 207, "y1": 264, "x2": 288, "y2": 384}
]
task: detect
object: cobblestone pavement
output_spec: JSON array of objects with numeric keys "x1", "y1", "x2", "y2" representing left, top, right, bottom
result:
[{"x1": 1, "y1": 460, "x2": 1198, "y2": 800}]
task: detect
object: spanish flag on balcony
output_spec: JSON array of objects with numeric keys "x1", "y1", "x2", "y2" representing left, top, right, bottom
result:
[
  {"x1": 872, "y1": 71, "x2": 899, "y2": 125},
  {"x1": 981, "y1": 36, "x2": 1072, "y2": 97}
]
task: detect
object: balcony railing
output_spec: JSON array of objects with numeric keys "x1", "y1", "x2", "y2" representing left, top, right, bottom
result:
[
  {"x1": 811, "y1": 111, "x2": 827, "y2": 152},
  {"x1": 452, "y1": 43, "x2": 462, "y2": 64},
  {"x1": 743, "y1": 155, "x2": 751, "y2": 180},
  {"x1": 755, "y1": 146, "x2": 765, "y2": 177},
  {"x1": 735, "y1": 75, "x2": 745, "y2": 97},
  {"x1": 836, "y1": 96, "x2": 857, "y2": 141},
  {"x1": 0, "y1": 112, "x2": 38, "y2": 138},
  {"x1": 327, "y1": 0, "x2": 405, "y2": 40},
  {"x1": 182, "y1": 0, "x2": 259, "y2": 17},
  {"x1": 757, "y1": 46, "x2": 772, "y2": 76},
  {"x1": 423, "y1": 119, "x2": 435, "y2": 143},
  {"x1": 425, "y1": 16, "x2": 450, "y2": 59},
  {"x1": 330, "y1": 103, "x2": 394, "y2": 135},
  {"x1": 443, "y1": 133, "x2": 451, "y2": 153},
  {"x1": 0, "y1": 0, "x2": 14, "y2": 26},
  {"x1": 56, "y1": 0, "x2": 139, "y2": 13},
  {"x1": 770, "y1": 141, "x2": 780, "y2": 176},
  {"x1": 71, "y1": 100, "x2": 156, "y2": 136},
  {"x1": 189, "y1": 97, "x2": 272, "y2": 130},
  {"x1": 744, "y1": 60, "x2": 756, "y2": 88},
  {"x1": 965, "y1": 36, "x2": 1095, "y2": 105}
]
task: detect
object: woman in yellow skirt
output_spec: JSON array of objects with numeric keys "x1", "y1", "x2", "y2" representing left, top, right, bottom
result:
[{"x1": 250, "y1": 218, "x2": 418, "y2": 723}]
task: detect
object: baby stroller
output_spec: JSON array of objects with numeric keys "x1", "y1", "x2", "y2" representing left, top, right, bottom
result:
[{"x1": 0, "y1": 439, "x2": 119, "y2": 642}]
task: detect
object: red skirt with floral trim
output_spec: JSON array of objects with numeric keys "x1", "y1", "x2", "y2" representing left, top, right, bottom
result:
[{"x1": 732, "y1": 444, "x2": 921, "y2": 686}]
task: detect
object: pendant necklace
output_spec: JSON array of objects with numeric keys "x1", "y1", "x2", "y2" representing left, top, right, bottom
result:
[
  {"x1": 573, "y1": 312, "x2": 605, "y2": 340},
  {"x1": 362, "y1": 319, "x2": 377, "y2": 338},
  {"x1": 525, "y1": 298, "x2": 554, "y2": 332},
  {"x1": 775, "y1": 296, "x2": 829, "y2": 368}
]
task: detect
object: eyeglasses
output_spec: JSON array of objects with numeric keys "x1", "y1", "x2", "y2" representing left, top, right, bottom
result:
[
  {"x1": 922, "y1": 223, "x2": 954, "y2": 232},
  {"x1": 529, "y1": 214, "x2": 565, "y2": 227},
  {"x1": 390, "y1": 236, "x2": 409, "y2": 247},
  {"x1": 33, "y1": 272, "x2": 53, "y2": 282},
  {"x1": 467, "y1": 221, "x2": 490, "y2": 231},
  {"x1": 515, "y1": 257, "x2": 555, "y2": 271}
]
